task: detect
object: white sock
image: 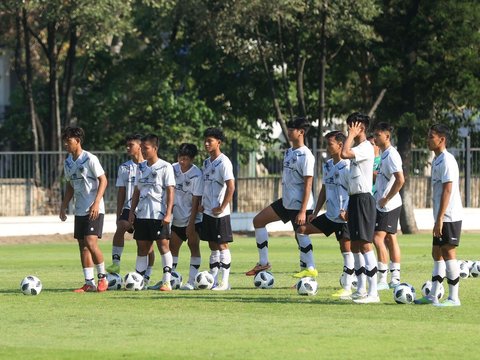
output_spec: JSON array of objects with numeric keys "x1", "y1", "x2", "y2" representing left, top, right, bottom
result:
[
  {"x1": 431, "y1": 260, "x2": 446, "y2": 298},
  {"x1": 189, "y1": 256, "x2": 201, "y2": 285},
  {"x1": 342, "y1": 252, "x2": 354, "y2": 290},
  {"x1": 255, "y1": 228, "x2": 269, "y2": 265},
  {"x1": 209, "y1": 250, "x2": 220, "y2": 282},
  {"x1": 353, "y1": 252, "x2": 366, "y2": 293},
  {"x1": 297, "y1": 233, "x2": 315, "y2": 269},
  {"x1": 445, "y1": 259, "x2": 460, "y2": 302},
  {"x1": 145, "y1": 266, "x2": 153, "y2": 278},
  {"x1": 172, "y1": 256, "x2": 179, "y2": 270},
  {"x1": 135, "y1": 256, "x2": 148, "y2": 275},
  {"x1": 220, "y1": 250, "x2": 232, "y2": 285},
  {"x1": 389, "y1": 261, "x2": 401, "y2": 283},
  {"x1": 95, "y1": 262, "x2": 106, "y2": 278},
  {"x1": 161, "y1": 251, "x2": 173, "y2": 286},
  {"x1": 112, "y1": 246, "x2": 123, "y2": 264},
  {"x1": 377, "y1": 261, "x2": 388, "y2": 283},
  {"x1": 83, "y1": 267, "x2": 95, "y2": 285},
  {"x1": 364, "y1": 251, "x2": 378, "y2": 297}
]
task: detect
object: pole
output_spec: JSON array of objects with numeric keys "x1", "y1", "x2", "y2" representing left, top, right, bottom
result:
[{"x1": 465, "y1": 136, "x2": 471, "y2": 208}]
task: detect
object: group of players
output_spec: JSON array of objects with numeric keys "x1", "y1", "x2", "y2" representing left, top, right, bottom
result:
[{"x1": 60, "y1": 112, "x2": 463, "y2": 306}]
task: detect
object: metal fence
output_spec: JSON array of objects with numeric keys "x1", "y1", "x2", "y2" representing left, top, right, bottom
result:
[{"x1": 1, "y1": 148, "x2": 479, "y2": 216}]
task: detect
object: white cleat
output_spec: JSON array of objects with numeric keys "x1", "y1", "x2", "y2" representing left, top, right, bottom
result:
[{"x1": 353, "y1": 295, "x2": 381, "y2": 304}]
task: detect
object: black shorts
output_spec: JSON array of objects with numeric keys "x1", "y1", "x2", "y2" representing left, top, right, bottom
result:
[
  {"x1": 270, "y1": 198, "x2": 313, "y2": 232},
  {"x1": 433, "y1": 221, "x2": 462, "y2": 247},
  {"x1": 200, "y1": 214, "x2": 233, "y2": 244},
  {"x1": 119, "y1": 208, "x2": 131, "y2": 221},
  {"x1": 309, "y1": 214, "x2": 350, "y2": 241},
  {"x1": 133, "y1": 219, "x2": 170, "y2": 241},
  {"x1": 375, "y1": 206, "x2": 401, "y2": 234},
  {"x1": 171, "y1": 223, "x2": 202, "y2": 242},
  {"x1": 347, "y1": 193, "x2": 376, "y2": 242},
  {"x1": 74, "y1": 214, "x2": 104, "y2": 240}
]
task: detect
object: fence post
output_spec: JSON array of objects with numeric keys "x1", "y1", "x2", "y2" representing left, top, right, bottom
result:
[
  {"x1": 465, "y1": 136, "x2": 471, "y2": 208},
  {"x1": 312, "y1": 137, "x2": 318, "y2": 197},
  {"x1": 232, "y1": 139, "x2": 239, "y2": 213}
]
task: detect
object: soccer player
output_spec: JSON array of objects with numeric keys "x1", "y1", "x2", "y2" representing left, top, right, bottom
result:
[
  {"x1": 59, "y1": 126, "x2": 108, "y2": 293},
  {"x1": 128, "y1": 134, "x2": 175, "y2": 291},
  {"x1": 372, "y1": 123, "x2": 405, "y2": 290},
  {"x1": 340, "y1": 112, "x2": 379, "y2": 303},
  {"x1": 415, "y1": 124, "x2": 463, "y2": 307},
  {"x1": 295, "y1": 131, "x2": 353, "y2": 297},
  {"x1": 246, "y1": 117, "x2": 316, "y2": 278},
  {"x1": 170, "y1": 143, "x2": 203, "y2": 290},
  {"x1": 368, "y1": 135, "x2": 381, "y2": 195},
  {"x1": 200, "y1": 127, "x2": 235, "y2": 291}
]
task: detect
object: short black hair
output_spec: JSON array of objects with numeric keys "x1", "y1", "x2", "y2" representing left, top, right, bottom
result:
[
  {"x1": 346, "y1": 112, "x2": 370, "y2": 129},
  {"x1": 203, "y1": 127, "x2": 226, "y2": 142},
  {"x1": 325, "y1": 131, "x2": 346, "y2": 143},
  {"x1": 430, "y1": 124, "x2": 450, "y2": 143},
  {"x1": 373, "y1": 122, "x2": 393, "y2": 133},
  {"x1": 62, "y1": 126, "x2": 85, "y2": 144},
  {"x1": 177, "y1": 143, "x2": 198, "y2": 158},
  {"x1": 125, "y1": 134, "x2": 143, "y2": 143},
  {"x1": 286, "y1": 117, "x2": 310, "y2": 134},
  {"x1": 141, "y1": 134, "x2": 159, "y2": 148}
]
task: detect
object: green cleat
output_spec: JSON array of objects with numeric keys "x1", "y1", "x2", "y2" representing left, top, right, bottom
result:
[
  {"x1": 293, "y1": 268, "x2": 318, "y2": 278},
  {"x1": 106, "y1": 263, "x2": 120, "y2": 274},
  {"x1": 147, "y1": 281, "x2": 163, "y2": 290},
  {"x1": 332, "y1": 288, "x2": 352, "y2": 298},
  {"x1": 433, "y1": 298, "x2": 461, "y2": 307},
  {"x1": 414, "y1": 296, "x2": 436, "y2": 305}
]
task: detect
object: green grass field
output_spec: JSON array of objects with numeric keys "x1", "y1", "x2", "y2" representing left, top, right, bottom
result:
[{"x1": 1, "y1": 233, "x2": 479, "y2": 359}]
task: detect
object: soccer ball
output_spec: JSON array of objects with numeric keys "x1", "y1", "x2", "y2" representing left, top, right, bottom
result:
[
  {"x1": 106, "y1": 272, "x2": 123, "y2": 290},
  {"x1": 296, "y1": 277, "x2": 318, "y2": 296},
  {"x1": 124, "y1": 272, "x2": 144, "y2": 291},
  {"x1": 393, "y1": 283, "x2": 416, "y2": 304},
  {"x1": 458, "y1": 260, "x2": 470, "y2": 279},
  {"x1": 465, "y1": 260, "x2": 474, "y2": 276},
  {"x1": 470, "y1": 261, "x2": 480, "y2": 278},
  {"x1": 420, "y1": 280, "x2": 445, "y2": 300},
  {"x1": 20, "y1": 275, "x2": 42, "y2": 295},
  {"x1": 194, "y1": 271, "x2": 215, "y2": 290},
  {"x1": 339, "y1": 272, "x2": 357, "y2": 289},
  {"x1": 170, "y1": 271, "x2": 183, "y2": 290},
  {"x1": 253, "y1": 271, "x2": 275, "y2": 289}
]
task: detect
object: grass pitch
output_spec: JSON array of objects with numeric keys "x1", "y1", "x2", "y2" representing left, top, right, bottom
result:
[{"x1": 1, "y1": 233, "x2": 479, "y2": 359}]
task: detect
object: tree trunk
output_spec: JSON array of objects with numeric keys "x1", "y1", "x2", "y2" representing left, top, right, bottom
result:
[
  {"x1": 317, "y1": 0, "x2": 328, "y2": 150},
  {"x1": 63, "y1": 24, "x2": 77, "y2": 126},
  {"x1": 277, "y1": 18, "x2": 294, "y2": 120},
  {"x1": 47, "y1": 21, "x2": 62, "y2": 152}
]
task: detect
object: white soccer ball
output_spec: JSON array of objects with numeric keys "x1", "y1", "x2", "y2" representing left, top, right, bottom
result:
[
  {"x1": 470, "y1": 261, "x2": 480, "y2": 278},
  {"x1": 393, "y1": 282, "x2": 416, "y2": 304},
  {"x1": 253, "y1": 271, "x2": 275, "y2": 289},
  {"x1": 339, "y1": 272, "x2": 357, "y2": 289},
  {"x1": 420, "y1": 280, "x2": 445, "y2": 300},
  {"x1": 124, "y1": 272, "x2": 144, "y2": 291},
  {"x1": 194, "y1": 271, "x2": 215, "y2": 290},
  {"x1": 458, "y1": 260, "x2": 470, "y2": 279},
  {"x1": 106, "y1": 272, "x2": 123, "y2": 290},
  {"x1": 296, "y1": 277, "x2": 318, "y2": 296},
  {"x1": 20, "y1": 275, "x2": 42, "y2": 295},
  {"x1": 170, "y1": 271, "x2": 183, "y2": 290},
  {"x1": 465, "y1": 260, "x2": 474, "y2": 276}
]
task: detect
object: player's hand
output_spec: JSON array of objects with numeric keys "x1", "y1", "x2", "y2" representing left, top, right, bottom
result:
[
  {"x1": 128, "y1": 212, "x2": 135, "y2": 225},
  {"x1": 433, "y1": 219, "x2": 443, "y2": 238},
  {"x1": 348, "y1": 121, "x2": 363, "y2": 137},
  {"x1": 163, "y1": 214, "x2": 172, "y2": 225},
  {"x1": 59, "y1": 208, "x2": 67, "y2": 222},
  {"x1": 378, "y1": 197, "x2": 389, "y2": 209},
  {"x1": 198, "y1": 205, "x2": 204, "y2": 213},
  {"x1": 89, "y1": 202, "x2": 100, "y2": 220},
  {"x1": 339, "y1": 210, "x2": 348, "y2": 222},
  {"x1": 212, "y1": 206, "x2": 223, "y2": 216},
  {"x1": 295, "y1": 211, "x2": 307, "y2": 226},
  {"x1": 307, "y1": 214, "x2": 316, "y2": 223}
]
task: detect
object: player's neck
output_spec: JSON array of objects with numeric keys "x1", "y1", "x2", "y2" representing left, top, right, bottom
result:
[
  {"x1": 292, "y1": 138, "x2": 304, "y2": 149},
  {"x1": 209, "y1": 149, "x2": 222, "y2": 161},
  {"x1": 71, "y1": 147, "x2": 83, "y2": 161},
  {"x1": 332, "y1": 154, "x2": 342, "y2": 163},
  {"x1": 131, "y1": 153, "x2": 144, "y2": 164},
  {"x1": 180, "y1": 164, "x2": 193, "y2": 173},
  {"x1": 380, "y1": 142, "x2": 390, "y2": 152},
  {"x1": 147, "y1": 155, "x2": 159, "y2": 166},
  {"x1": 434, "y1": 146, "x2": 446, "y2": 157}
]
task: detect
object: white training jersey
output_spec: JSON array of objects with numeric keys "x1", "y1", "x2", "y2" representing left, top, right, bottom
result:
[
  {"x1": 134, "y1": 159, "x2": 175, "y2": 220},
  {"x1": 201, "y1": 153, "x2": 234, "y2": 218},
  {"x1": 375, "y1": 146, "x2": 403, "y2": 212},
  {"x1": 348, "y1": 140, "x2": 374, "y2": 195},
  {"x1": 172, "y1": 162, "x2": 203, "y2": 227},
  {"x1": 431, "y1": 150, "x2": 463, "y2": 222},
  {"x1": 115, "y1": 159, "x2": 138, "y2": 210},
  {"x1": 322, "y1": 158, "x2": 350, "y2": 223},
  {"x1": 64, "y1": 150, "x2": 105, "y2": 216},
  {"x1": 281, "y1": 146, "x2": 315, "y2": 210}
]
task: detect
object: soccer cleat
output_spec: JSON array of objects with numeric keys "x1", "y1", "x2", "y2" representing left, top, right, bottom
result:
[
  {"x1": 73, "y1": 284, "x2": 97, "y2": 293},
  {"x1": 353, "y1": 295, "x2": 381, "y2": 304},
  {"x1": 341, "y1": 290, "x2": 367, "y2": 301},
  {"x1": 245, "y1": 263, "x2": 272, "y2": 276},
  {"x1": 159, "y1": 283, "x2": 172, "y2": 292},
  {"x1": 331, "y1": 288, "x2": 352, "y2": 298},
  {"x1": 180, "y1": 282, "x2": 195, "y2": 290},
  {"x1": 433, "y1": 298, "x2": 461, "y2": 307},
  {"x1": 142, "y1": 277, "x2": 150, "y2": 290},
  {"x1": 414, "y1": 296, "x2": 436, "y2": 305},
  {"x1": 389, "y1": 280, "x2": 400, "y2": 289},
  {"x1": 377, "y1": 282, "x2": 390, "y2": 291},
  {"x1": 147, "y1": 281, "x2": 163, "y2": 290},
  {"x1": 97, "y1": 278, "x2": 108, "y2": 292},
  {"x1": 106, "y1": 263, "x2": 120, "y2": 274},
  {"x1": 212, "y1": 282, "x2": 231, "y2": 291},
  {"x1": 292, "y1": 268, "x2": 318, "y2": 278}
]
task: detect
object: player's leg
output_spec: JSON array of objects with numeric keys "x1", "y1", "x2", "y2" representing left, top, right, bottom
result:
[
  {"x1": 439, "y1": 245, "x2": 460, "y2": 305},
  {"x1": 212, "y1": 242, "x2": 232, "y2": 291},
  {"x1": 333, "y1": 237, "x2": 354, "y2": 297},
  {"x1": 373, "y1": 230, "x2": 389, "y2": 289},
  {"x1": 354, "y1": 241, "x2": 380, "y2": 303},
  {"x1": 293, "y1": 222, "x2": 321, "y2": 278},
  {"x1": 156, "y1": 237, "x2": 173, "y2": 291},
  {"x1": 211, "y1": 215, "x2": 233, "y2": 291},
  {"x1": 107, "y1": 212, "x2": 131, "y2": 273},
  {"x1": 74, "y1": 236, "x2": 97, "y2": 292},
  {"x1": 349, "y1": 240, "x2": 366, "y2": 299},
  {"x1": 201, "y1": 215, "x2": 221, "y2": 281},
  {"x1": 246, "y1": 203, "x2": 282, "y2": 275},
  {"x1": 181, "y1": 226, "x2": 201, "y2": 290},
  {"x1": 385, "y1": 233, "x2": 401, "y2": 287},
  {"x1": 170, "y1": 227, "x2": 184, "y2": 270}
]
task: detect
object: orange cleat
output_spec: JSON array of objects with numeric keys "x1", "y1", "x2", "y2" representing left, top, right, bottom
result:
[
  {"x1": 97, "y1": 278, "x2": 108, "y2": 292},
  {"x1": 245, "y1": 263, "x2": 271, "y2": 276},
  {"x1": 73, "y1": 284, "x2": 97, "y2": 293}
]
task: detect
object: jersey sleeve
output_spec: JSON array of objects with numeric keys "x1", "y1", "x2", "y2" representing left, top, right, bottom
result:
[
  {"x1": 352, "y1": 141, "x2": 371, "y2": 163},
  {"x1": 386, "y1": 151, "x2": 403, "y2": 174},
  {"x1": 89, "y1": 155, "x2": 105, "y2": 178},
  {"x1": 164, "y1": 163, "x2": 176, "y2": 187},
  {"x1": 221, "y1": 158, "x2": 235, "y2": 182},
  {"x1": 116, "y1": 165, "x2": 127, "y2": 187},
  {"x1": 192, "y1": 169, "x2": 204, "y2": 197},
  {"x1": 302, "y1": 151, "x2": 315, "y2": 177},
  {"x1": 441, "y1": 156, "x2": 458, "y2": 184}
]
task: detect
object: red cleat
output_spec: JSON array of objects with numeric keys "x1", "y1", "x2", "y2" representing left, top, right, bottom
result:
[
  {"x1": 245, "y1": 263, "x2": 271, "y2": 276},
  {"x1": 97, "y1": 278, "x2": 108, "y2": 292},
  {"x1": 73, "y1": 284, "x2": 97, "y2": 293}
]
